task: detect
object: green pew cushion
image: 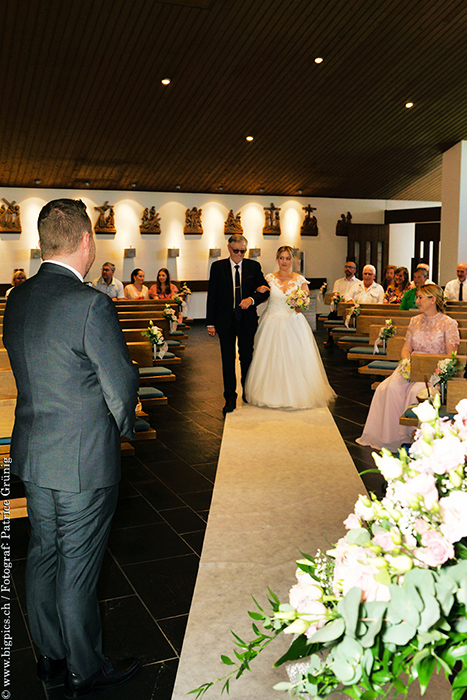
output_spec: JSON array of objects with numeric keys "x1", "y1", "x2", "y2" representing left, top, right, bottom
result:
[
  {"x1": 366, "y1": 360, "x2": 398, "y2": 370},
  {"x1": 0, "y1": 438, "x2": 11, "y2": 445},
  {"x1": 324, "y1": 319, "x2": 345, "y2": 326},
  {"x1": 166, "y1": 340, "x2": 181, "y2": 347},
  {"x1": 138, "y1": 387, "x2": 165, "y2": 399},
  {"x1": 162, "y1": 351, "x2": 175, "y2": 358},
  {"x1": 169, "y1": 330, "x2": 184, "y2": 336},
  {"x1": 349, "y1": 346, "x2": 386, "y2": 355},
  {"x1": 139, "y1": 366, "x2": 172, "y2": 377},
  {"x1": 135, "y1": 417, "x2": 152, "y2": 431},
  {"x1": 339, "y1": 336, "x2": 369, "y2": 343}
]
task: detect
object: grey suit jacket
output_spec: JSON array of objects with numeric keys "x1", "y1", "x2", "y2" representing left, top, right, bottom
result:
[{"x1": 3, "y1": 263, "x2": 139, "y2": 492}]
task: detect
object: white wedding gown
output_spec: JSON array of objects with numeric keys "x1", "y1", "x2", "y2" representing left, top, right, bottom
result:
[{"x1": 245, "y1": 274, "x2": 335, "y2": 409}]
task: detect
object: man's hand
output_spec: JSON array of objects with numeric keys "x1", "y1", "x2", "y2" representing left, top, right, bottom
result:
[
  {"x1": 207, "y1": 326, "x2": 216, "y2": 336},
  {"x1": 239, "y1": 298, "x2": 253, "y2": 309}
]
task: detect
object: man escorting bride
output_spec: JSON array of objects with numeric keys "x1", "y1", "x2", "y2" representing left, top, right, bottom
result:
[{"x1": 245, "y1": 246, "x2": 335, "y2": 410}]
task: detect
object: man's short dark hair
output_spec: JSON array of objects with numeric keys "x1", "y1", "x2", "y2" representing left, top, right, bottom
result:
[{"x1": 38, "y1": 199, "x2": 92, "y2": 259}]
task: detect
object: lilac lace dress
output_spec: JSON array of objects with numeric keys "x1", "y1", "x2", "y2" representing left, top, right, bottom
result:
[
  {"x1": 356, "y1": 313, "x2": 460, "y2": 451},
  {"x1": 244, "y1": 274, "x2": 335, "y2": 409}
]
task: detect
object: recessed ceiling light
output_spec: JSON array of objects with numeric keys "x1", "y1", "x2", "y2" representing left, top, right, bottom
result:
[
  {"x1": 34, "y1": 178, "x2": 41, "y2": 185},
  {"x1": 258, "y1": 187, "x2": 264, "y2": 193},
  {"x1": 161, "y1": 78, "x2": 171, "y2": 85},
  {"x1": 405, "y1": 101, "x2": 414, "y2": 109},
  {"x1": 175, "y1": 184, "x2": 181, "y2": 190},
  {"x1": 218, "y1": 186, "x2": 224, "y2": 191},
  {"x1": 131, "y1": 182, "x2": 137, "y2": 188},
  {"x1": 246, "y1": 135, "x2": 254, "y2": 141},
  {"x1": 297, "y1": 189, "x2": 303, "y2": 195},
  {"x1": 84, "y1": 181, "x2": 90, "y2": 186},
  {"x1": 314, "y1": 57, "x2": 324, "y2": 64}
]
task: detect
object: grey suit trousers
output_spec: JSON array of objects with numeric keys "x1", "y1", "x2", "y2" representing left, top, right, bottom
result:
[{"x1": 24, "y1": 482, "x2": 119, "y2": 679}]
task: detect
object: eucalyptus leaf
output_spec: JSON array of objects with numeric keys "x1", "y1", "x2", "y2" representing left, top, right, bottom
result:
[
  {"x1": 358, "y1": 601, "x2": 387, "y2": 648},
  {"x1": 338, "y1": 587, "x2": 361, "y2": 638},
  {"x1": 405, "y1": 567, "x2": 435, "y2": 596},
  {"x1": 434, "y1": 581, "x2": 454, "y2": 616},
  {"x1": 346, "y1": 528, "x2": 371, "y2": 545},
  {"x1": 272, "y1": 681, "x2": 293, "y2": 690},
  {"x1": 382, "y1": 621, "x2": 417, "y2": 645},
  {"x1": 418, "y1": 592, "x2": 440, "y2": 632},
  {"x1": 454, "y1": 617, "x2": 467, "y2": 633},
  {"x1": 308, "y1": 617, "x2": 345, "y2": 643}
]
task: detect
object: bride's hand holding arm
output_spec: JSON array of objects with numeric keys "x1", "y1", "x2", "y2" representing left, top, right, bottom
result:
[{"x1": 256, "y1": 285, "x2": 269, "y2": 293}]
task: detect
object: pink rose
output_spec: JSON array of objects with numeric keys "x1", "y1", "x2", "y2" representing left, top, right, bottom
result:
[
  {"x1": 399, "y1": 473, "x2": 439, "y2": 510},
  {"x1": 343, "y1": 513, "x2": 361, "y2": 530},
  {"x1": 414, "y1": 518, "x2": 429, "y2": 535},
  {"x1": 332, "y1": 543, "x2": 390, "y2": 602},
  {"x1": 415, "y1": 530, "x2": 455, "y2": 567},
  {"x1": 372, "y1": 531, "x2": 395, "y2": 552},
  {"x1": 289, "y1": 582, "x2": 327, "y2": 638},
  {"x1": 440, "y1": 491, "x2": 467, "y2": 543}
]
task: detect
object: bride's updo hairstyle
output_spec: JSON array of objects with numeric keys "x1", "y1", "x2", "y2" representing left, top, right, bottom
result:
[
  {"x1": 417, "y1": 284, "x2": 446, "y2": 313},
  {"x1": 276, "y1": 246, "x2": 295, "y2": 268}
]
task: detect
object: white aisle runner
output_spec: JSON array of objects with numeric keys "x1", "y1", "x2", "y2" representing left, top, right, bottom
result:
[{"x1": 171, "y1": 405, "x2": 450, "y2": 700}]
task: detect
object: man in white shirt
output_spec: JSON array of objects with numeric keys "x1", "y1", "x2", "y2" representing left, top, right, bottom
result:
[
  {"x1": 444, "y1": 262, "x2": 467, "y2": 301},
  {"x1": 332, "y1": 261, "x2": 360, "y2": 299},
  {"x1": 347, "y1": 264, "x2": 384, "y2": 304},
  {"x1": 92, "y1": 262, "x2": 124, "y2": 300}
]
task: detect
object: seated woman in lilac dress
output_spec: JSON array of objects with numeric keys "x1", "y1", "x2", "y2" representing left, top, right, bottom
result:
[{"x1": 357, "y1": 284, "x2": 460, "y2": 451}]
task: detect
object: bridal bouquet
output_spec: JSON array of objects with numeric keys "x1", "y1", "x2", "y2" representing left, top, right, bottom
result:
[
  {"x1": 287, "y1": 287, "x2": 310, "y2": 312},
  {"x1": 398, "y1": 358, "x2": 411, "y2": 382},
  {"x1": 192, "y1": 396, "x2": 467, "y2": 700}
]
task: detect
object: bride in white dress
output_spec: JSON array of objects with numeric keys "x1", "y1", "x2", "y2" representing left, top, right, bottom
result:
[{"x1": 245, "y1": 246, "x2": 335, "y2": 409}]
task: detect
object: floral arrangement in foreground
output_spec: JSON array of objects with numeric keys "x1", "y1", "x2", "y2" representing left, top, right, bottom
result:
[
  {"x1": 141, "y1": 321, "x2": 168, "y2": 358},
  {"x1": 287, "y1": 287, "x2": 310, "y2": 312},
  {"x1": 192, "y1": 396, "x2": 467, "y2": 700},
  {"x1": 344, "y1": 304, "x2": 360, "y2": 329},
  {"x1": 163, "y1": 304, "x2": 178, "y2": 323},
  {"x1": 374, "y1": 320, "x2": 396, "y2": 354},
  {"x1": 429, "y1": 352, "x2": 463, "y2": 387}
]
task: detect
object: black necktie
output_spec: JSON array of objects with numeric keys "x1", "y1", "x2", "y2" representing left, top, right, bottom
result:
[
  {"x1": 234, "y1": 264, "x2": 242, "y2": 319},
  {"x1": 460, "y1": 282, "x2": 463, "y2": 301}
]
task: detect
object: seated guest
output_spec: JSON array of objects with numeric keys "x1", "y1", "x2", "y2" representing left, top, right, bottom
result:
[
  {"x1": 324, "y1": 260, "x2": 360, "y2": 346},
  {"x1": 357, "y1": 284, "x2": 460, "y2": 451},
  {"x1": 444, "y1": 262, "x2": 467, "y2": 301},
  {"x1": 382, "y1": 264, "x2": 397, "y2": 291},
  {"x1": 6, "y1": 269, "x2": 27, "y2": 297},
  {"x1": 347, "y1": 264, "x2": 384, "y2": 303},
  {"x1": 148, "y1": 268, "x2": 179, "y2": 299},
  {"x1": 383, "y1": 266, "x2": 412, "y2": 304},
  {"x1": 92, "y1": 262, "x2": 124, "y2": 300},
  {"x1": 400, "y1": 266, "x2": 429, "y2": 309},
  {"x1": 124, "y1": 268, "x2": 149, "y2": 300}
]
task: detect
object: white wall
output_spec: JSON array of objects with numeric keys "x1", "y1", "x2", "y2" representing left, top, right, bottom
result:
[
  {"x1": 0, "y1": 188, "x2": 439, "y2": 317},
  {"x1": 388, "y1": 223, "x2": 415, "y2": 271}
]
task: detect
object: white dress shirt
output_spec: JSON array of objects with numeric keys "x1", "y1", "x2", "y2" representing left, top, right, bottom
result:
[
  {"x1": 332, "y1": 276, "x2": 360, "y2": 297},
  {"x1": 92, "y1": 275, "x2": 125, "y2": 299},
  {"x1": 444, "y1": 278, "x2": 465, "y2": 301},
  {"x1": 43, "y1": 259, "x2": 84, "y2": 282},
  {"x1": 348, "y1": 280, "x2": 385, "y2": 304}
]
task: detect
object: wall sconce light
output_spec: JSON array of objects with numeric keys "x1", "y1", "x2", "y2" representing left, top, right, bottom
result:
[
  {"x1": 124, "y1": 247, "x2": 136, "y2": 258},
  {"x1": 30, "y1": 248, "x2": 41, "y2": 259},
  {"x1": 209, "y1": 247, "x2": 221, "y2": 258},
  {"x1": 168, "y1": 248, "x2": 180, "y2": 258},
  {"x1": 248, "y1": 248, "x2": 261, "y2": 258}
]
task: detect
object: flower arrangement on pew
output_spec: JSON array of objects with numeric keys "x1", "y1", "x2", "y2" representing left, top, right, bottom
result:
[
  {"x1": 430, "y1": 352, "x2": 462, "y2": 387},
  {"x1": 320, "y1": 282, "x2": 328, "y2": 297},
  {"x1": 344, "y1": 303, "x2": 360, "y2": 329},
  {"x1": 374, "y1": 319, "x2": 396, "y2": 354},
  {"x1": 163, "y1": 303, "x2": 179, "y2": 332},
  {"x1": 191, "y1": 395, "x2": 467, "y2": 700},
  {"x1": 330, "y1": 291, "x2": 345, "y2": 313},
  {"x1": 180, "y1": 282, "x2": 192, "y2": 297},
  {"x1": 286, "y1": 287, "x2": 310, "y2": 313},
  {"x1": 141, "y1": 321, "x2": 168, "y2": 359}
]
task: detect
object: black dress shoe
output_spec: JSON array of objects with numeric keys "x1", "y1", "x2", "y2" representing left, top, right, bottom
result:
[
  {"x1": 222, "y1": 400, "x2": 236, "y2": 415},
  {"x1": 64, "y1": 658, "x2": 141, "y2": 699},
  {"x1": 37, "y1": 654, "x2": 67, "y2": 681}
]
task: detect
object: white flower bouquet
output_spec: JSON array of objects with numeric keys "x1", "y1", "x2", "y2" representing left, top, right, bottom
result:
[
  {"x1": 141, "y1": 321, "x2": 168, "y2": 358},
  {"x1": 374, "y1": 320, "x2": 396, "y2": 353},
  {"x1": 180, "y1": 282, "x2": 192, "y2": 296},
  {"x1": 430, "y1": 352, "x2": 463, "y2": 386},
  {"x1": 163, "y1": 304, "x2": 178, "y2": 322},
  {"x1": 192, "y1": 396, "x2": 467, "y2": 700},
  {"x1": 287, "y1": 286, "x2": 310, "y2": 313},
  {"x1": 345, "y1": 303, "x2": 360, "y2": 329}
]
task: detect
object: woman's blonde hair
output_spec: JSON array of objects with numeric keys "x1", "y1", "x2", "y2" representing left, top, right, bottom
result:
[
  {"x1": 276, "y1": 245, "x2": 295, "y2": 260},
  {"x1": 417, "y1": 283, "x2": 445, "y2": 313}
]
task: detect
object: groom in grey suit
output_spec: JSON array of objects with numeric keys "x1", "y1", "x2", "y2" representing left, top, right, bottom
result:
[{"x1": 3, "y1": 199, "x2": 140, "y2": 698}]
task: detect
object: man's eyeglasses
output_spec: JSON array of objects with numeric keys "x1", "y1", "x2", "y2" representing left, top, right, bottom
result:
[{"x1": 231, "y1": 249, "x2": 247, "y2": 255}]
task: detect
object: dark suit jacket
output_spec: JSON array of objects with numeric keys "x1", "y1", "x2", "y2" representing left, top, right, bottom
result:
[
  {"x1": 206, "y1": 257, "x2": 269, "y2": 332},
  {"x1": 3, "y1": 263, "x2": 139, "y2": 493}
]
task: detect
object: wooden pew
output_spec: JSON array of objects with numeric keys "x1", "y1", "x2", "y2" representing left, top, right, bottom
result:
[{"x1": 127, "y1": 342, "x2": 176, "y2": 385}]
